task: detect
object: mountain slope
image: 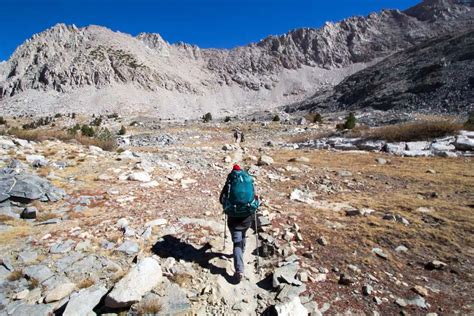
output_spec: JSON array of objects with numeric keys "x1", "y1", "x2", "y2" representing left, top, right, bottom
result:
[
  {"x1": 289, "y1": 29, "x2": 474, "y2": 115},
  {"x1": 0, "y1": 0, "x2": 472, "y2": 118}
]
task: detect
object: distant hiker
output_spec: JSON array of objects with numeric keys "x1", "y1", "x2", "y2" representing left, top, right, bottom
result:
[
  {"x1": 233, "y1": 129, "x2": 240, "y2": 143},
  {"x1": 219, "y1": 164, "x2": 260, "y2": 283},
  {"x1": 240, "y1": 132, "x2": 245, "y2": 143}
]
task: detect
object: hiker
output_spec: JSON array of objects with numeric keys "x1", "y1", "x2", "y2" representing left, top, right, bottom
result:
[
  {"x1": 219, "y1": 164, "x2": 259, "y2": 282},
  {"x1": 240, "y1": 132, "x2": 245, "y2": 143},
  {"x1": 233, "y1": 129, "x2": 240, "y2": 143}
]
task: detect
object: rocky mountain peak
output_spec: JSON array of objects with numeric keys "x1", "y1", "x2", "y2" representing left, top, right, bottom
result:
[{"x1": 405, "y1": 0, "x2": 472, "y2": 21}]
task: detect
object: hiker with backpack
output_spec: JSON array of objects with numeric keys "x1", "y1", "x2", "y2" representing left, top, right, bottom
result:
[{"x1": 219, "y1": 164, "x2": 260, "y2": 283}]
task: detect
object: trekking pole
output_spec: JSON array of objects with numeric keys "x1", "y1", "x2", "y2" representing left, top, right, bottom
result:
[
  {"x1": 223, "y1": 214, "x2": 227, "y2": 251},
  {"x1": 254, "y1": 210, "x2": 260, "y2": 274}
]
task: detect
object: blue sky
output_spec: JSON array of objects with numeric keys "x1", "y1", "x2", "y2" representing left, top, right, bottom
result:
[{"x1": 0, "y1": 0, "x2": 420, "y2": 61}]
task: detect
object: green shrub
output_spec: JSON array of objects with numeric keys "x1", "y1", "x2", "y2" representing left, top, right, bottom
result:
[
  {"x1": 464, "y1": 112, "x2": 474, "y2": 130},
  {"x1": 107, "y1": 113, "x2": 119, "y2": 119},
  {"x1": 91, "y1": 116, "x2": 102, "y2": 127},
  {"x1": 0, "y1": 117, "x2": 6, "y2": 125},
  {"x1": 343, "y1": 112, "x2": 357, "y2": 130},
  {"x1": 224, "y1": 116, "x2": 231, "y2": 123},
  {"x1": 71, "y1": 113, "x2": 76, "y2": 119},
  {"x1": 118, "y1": 125, "x2": 126, "y2": 135},
  {"x1": 54, "y1": 113, "x2": 62, "y2": 118},
  {"x1": 202, "y1": 112, "x2": 212, "y2": 123},
  {"x1": 81, "y1": 125, "x2": 95, "y2": 137},
  {"x1": 272, "y1": 114, "x2": 280, "y2": 122}
]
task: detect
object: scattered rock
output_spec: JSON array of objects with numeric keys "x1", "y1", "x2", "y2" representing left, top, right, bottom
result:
[
  {"x1": 115, "y1": 240, "x2": 139, "y2": 255},
  {"x1": 316, "y1": 236, "x2": 328, "y2": 246},
  {"x1": 258, "y1": 155, "x2": 274, "y2": 166},
  {"x1": 105, "y1": 257, "x2": 163, "y2": 308},
  {"x1": 127, "y1": 172, "x2": 152, "y2": 182},
  {"x1": 50, "y1": 240, "x2": 75, "y2": 254},
  {"x1": 274, "y1": 296, "x2": 308, "y2": 315},
  {"x1": 63, "y1": 284, "x2": 108, "y2": 316},
  {"x1": 338, "y1": 274, "x2": 354, "y2": 286},
  {"x1": 425, "y1": 260, "x2": 447, "y2": 270},
  {"x1": 372, "y1": 248, "x2": 388, "y2": 260},
  {"x1": 45, "y1": 282, "x2": 76, "y2": 303},
  {"x1": 20, "y1": 206, "x2": 37, "y2": 219},
  {"x1": 363, "y1": 284, "x2": 373, "y2": 296},
  {"x1": 412, "y1": 285, "x2": 429, "y2": 297}
]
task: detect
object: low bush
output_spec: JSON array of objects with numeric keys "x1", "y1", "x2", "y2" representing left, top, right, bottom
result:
[
  {"x1": 0, "y1": 117, "x2": 6, "y2": 125},
  {"x1": 224, "y1": 116, "x2": 231, "y2": 123},
  {"x1": 202, "y1": 112, "x2": 212, "y2": 123},
  {"x1": 272, "y1": 114, "x2": 280, "y2": 122},
  {"x1": 81, "y1": 125, "x2": 95, "y2": 137},
  {"x1": 305, "y1": 112, "x2": 323, "y2": 123}
]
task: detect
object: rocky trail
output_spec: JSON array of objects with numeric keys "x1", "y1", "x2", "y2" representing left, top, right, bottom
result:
[{"x1": 0, "y1": 119, "x2": 473, "y2": 315}]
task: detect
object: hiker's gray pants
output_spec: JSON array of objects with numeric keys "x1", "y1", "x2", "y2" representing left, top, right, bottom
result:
[{"x1": 229, "y1": 227, "x2": 248, "y2": 273}]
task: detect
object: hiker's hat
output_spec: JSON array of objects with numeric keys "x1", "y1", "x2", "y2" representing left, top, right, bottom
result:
[{"x1": 233, "y1": 164, "x2": 241, "y2": 171}]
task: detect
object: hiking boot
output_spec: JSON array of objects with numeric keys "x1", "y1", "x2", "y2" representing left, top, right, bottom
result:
[{"x1": 234, "y1": 272, "x2": 243, "y2": 283}]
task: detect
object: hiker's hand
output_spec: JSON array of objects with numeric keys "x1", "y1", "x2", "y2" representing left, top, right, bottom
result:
[{"x1": 255, "y1": 195, "x2": 259, "y2": 200}]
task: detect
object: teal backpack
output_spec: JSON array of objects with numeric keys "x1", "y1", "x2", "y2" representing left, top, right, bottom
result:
[{"x1": 223, "y1": 170, "x2": 259, "y2": 217}]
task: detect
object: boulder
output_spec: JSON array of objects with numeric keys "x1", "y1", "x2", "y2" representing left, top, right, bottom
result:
[
  {"x1": 20, "y1": 206, "x2": 37, "y2": 219},
  {"x1": 274, "y1": 296, "x2": 308, "y2": 316},
  {"x1": 384, "y1": 143, "x2": 406, "y2": 155},
  {"x1": 45, "y1": 282, "x2": 76, "y2": 302},
  {"x1": 454, "y1": 136, "x2": 474, "y2": 151},
  {"x1": 405, "y1": 141, "x2": 430, "y2": 151},
  {"x1": 402, "y1": 150, "x2": 432, "y2": 157},
  {"x1": 63, "y1": 284, "x2": 108, "y2": 316},
  {"x1": 258, "y1": 155, "x2": 274, "y2": 166},
  {"x1": 357, "y1": 140, "x2": 385, "y2": 151},
  {"x1": 127, "y1": 172, "x2": 152, "y2": 182},
  {"x1": 105, "y1": 257, "x2": 163, "y2": 308},
  {"x1": 289, "y1": 189, "x2": 314, "y2": 204},
  {"x1": 115, "y1": 240, "x2": 139, "y2": 255},
  {"x1": 10, "y1": 304, "x2": 53, "y2": 316},
  {"x1": 425, "y1": 260, "x2": 447, "y2": 270},
  {"x1": 23, "y1": 264, "x2": 54, "y2": 283},
  {"x1": 50, "y1": 240, "x2": 75, "y2": 254},
  {"x1": 273, "y1": 262, "x2": 301, "y2": 288},
  {"x1": 430, "y1": 142, "x2": 455, "y2": 152}
]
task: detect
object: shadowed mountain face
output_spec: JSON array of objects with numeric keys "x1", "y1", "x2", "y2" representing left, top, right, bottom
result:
[
  {"x1": 0, "y1": 0, "x2": 472, "y2": 117},
  {"x1": 289, "y1": 30, "x2": 474, "y2": 115}
]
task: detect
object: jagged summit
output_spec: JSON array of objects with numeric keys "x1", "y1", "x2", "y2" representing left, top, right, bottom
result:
[{"x1": 0, "y1": 0, "x2": 472, "y2": 118}]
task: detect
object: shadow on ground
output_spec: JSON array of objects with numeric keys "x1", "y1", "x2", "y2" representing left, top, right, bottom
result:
[{"x1": 151, "y1": 235, "x2": 239, "y2": 284}]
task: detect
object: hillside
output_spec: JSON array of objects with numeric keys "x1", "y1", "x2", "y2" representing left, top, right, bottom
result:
[
  {"x1": 289, "y1": 29, "x2": 474, "y2": 115},
  {"x1": 0, "y1": 0, "x2": 472, "y2": 118}
]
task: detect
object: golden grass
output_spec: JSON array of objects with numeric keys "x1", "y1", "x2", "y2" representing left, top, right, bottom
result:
[
  {"x1": 270, "y1": 149, "x2": 474, "y2": 263},
  {"x1": 28, "y1": 278, "x2": 39, "y2": 290},
  {"x1": 8, "y1": 128, "x2": 117, "y2": 151},
  {"x1": 36, "y1": 212, "x2": 58, "y2": 222},
  {"x1": 169, "y1": 273, "x2": 193, "y2": 287},
  {"x1": 77, "y1": 278, "x2": 95, "y2": 289},
  {"x1": 7, "y1": 270, "x2": 23, "y2": 281},
  {"x1": 355, "y1": 120, "x2": 462, "y2": 142},
  {"x1": 136, "y1": 299, "x2": 162, "y2": 315},
  {"x1": 0, "y1": 226, "x2": 31, "y2": 245}
]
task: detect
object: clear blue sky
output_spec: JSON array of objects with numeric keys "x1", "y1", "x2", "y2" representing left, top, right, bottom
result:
[{"x1": 0, "y1": 0, "x2": 421, "y2": 61}]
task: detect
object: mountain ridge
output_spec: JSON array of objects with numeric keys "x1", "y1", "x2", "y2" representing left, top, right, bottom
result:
[{"x1": 0, "y1": 0, "x2": 472, "y2": 118}]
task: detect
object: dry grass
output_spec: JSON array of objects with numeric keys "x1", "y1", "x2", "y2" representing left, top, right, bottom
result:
[
  {"x1": 77, "y1": 278, "x2": 95, "y2": 289},
  {"x1": 286, "y1": 130, "x2": 335, "y2": 144},
  {"x1": 7, "y1": 270, "x2": 23, "y2": 281},
  {"x1": 357, "y1": 120, "x2": 462, "y2": 142},
  {"x1": 28, "y1": 277, "x2": 39, "y2": 289},
  {"x1": 36, "y1": 212, "x2": 58, "y2": 222},
  {"x1": 8, "y1": 128, "x2": 117, "y2": 151},
  {"x1": 0, "y1": 214, "x2": 14, "y2": 222},
  {"x1": 0, "y1": 226, "x2": 31, "y2": 245},
  {"x1": 169, "y1": 272, "x2": 193, "y2": 287},
  {"x1": 136, "y1": 299, "x2": 162, "y2": 315}
]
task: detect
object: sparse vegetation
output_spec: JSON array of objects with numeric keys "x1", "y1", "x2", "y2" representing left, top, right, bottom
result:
[
  {"x1": 224, "y1": 116, "x2": 231, "y2": 123},
  {"x1": 343, "y1": 112, "x2": 357, "y2": 130},
  {"x1": 54, "y1": 113, "x2": 62, "y2": 118},
  {"x1": 361, "y1": 120, "x2": 462, "y2": 142},
  {"x1": 135, "y1": 299, "x2": 162, "y2": 315},
  {"x1": 169, "y1": 273, "x2": 193, "y2": 287},
  {"x1": 202, "y1": 112, "x2": 212, "y2": 123},
  {"x1": 272, "y1": 114, "x2": 280, "y2": 122},
  {"x1": 7, "y1": 270, "x2": 23, "y2": 282},
  {"x1": 77, "y1": 278, "x2": 95, "y2": 289},
  {"x1": 81, "y1": 125, "x2": 95, "y2": 137},
  {"x1": 464, "y1": 112, "x2": 474, "y2": 130},
  {"x1": 0, "y1": 116, "x2": 6, "y2": 125},
  {"x1": 28, "y1": 278, "x2": 39, "y2": 290},
  {"x1": 118, "y1": 125, "x2": 127, "y2": 135},
  {"x1": 306, "y1": 112, "x2": 323, "y2": 124},
  {"x1": 90, "y1": 116, "x2": 103, "y2": 127}
]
